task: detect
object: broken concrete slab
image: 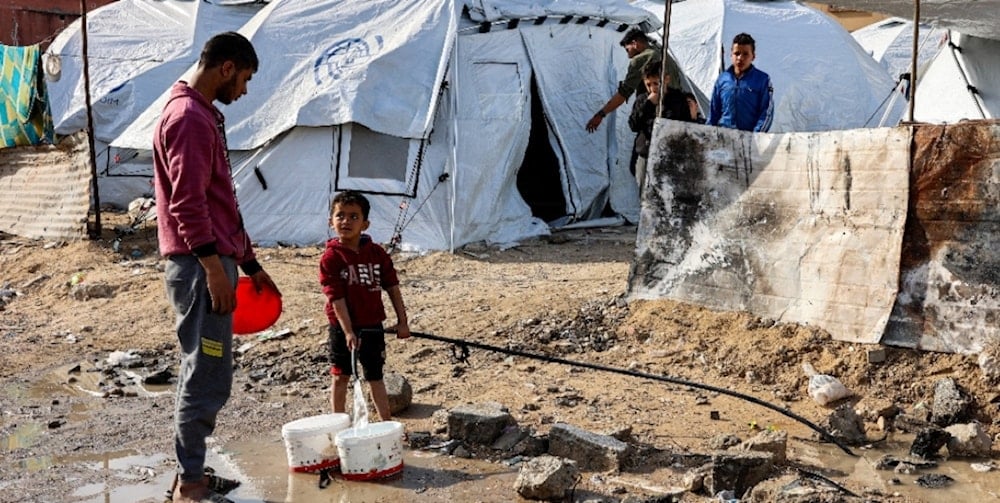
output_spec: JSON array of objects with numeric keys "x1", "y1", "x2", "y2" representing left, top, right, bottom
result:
[
  {"x1": 739, "y1": 429, "x2": 787, "y2": 464},
  {"x1": 703, "y1": 451, "x2": 774, "y2": 498},
  {"x1": 548, "y1": 422, "x2": 630, "y2": 472},
  {"x1": 447, "y1": 402, "x2": 515, "y2": 445}
]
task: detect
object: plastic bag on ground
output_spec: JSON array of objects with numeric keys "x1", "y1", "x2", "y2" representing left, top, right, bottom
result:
[{"x1": 802, "y1": 362, "x2": 852, "y2": 406}]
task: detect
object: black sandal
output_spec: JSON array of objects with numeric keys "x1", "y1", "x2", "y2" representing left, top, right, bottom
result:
[{"x1": 164, "y1": 466, "x2": 241, "y2": 501}]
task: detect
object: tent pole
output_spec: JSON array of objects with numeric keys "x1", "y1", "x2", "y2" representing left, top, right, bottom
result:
[
  {"x1": 656, "y1": 0, "x2": 673, "y2": 118},
  {"x1": 907, "y1": 0, "x2": 920, "y2": 122},
  {"x1": 80, "y1": 0, "x2": 102, "y2": 239}
]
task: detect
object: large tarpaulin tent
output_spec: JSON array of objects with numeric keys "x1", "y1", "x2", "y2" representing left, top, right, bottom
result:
[
  {"x1": 635, "y1": 0, "x2": 904, "y2": 132},
  {"x1": 106, "y1": 0, "x2": 661, "y2": 250},
  {"x1": 851, "y1": 17, "x2": 947, "y2": 81},
  {"x1": 42, "y1": 0, "x2": 263, "y2": 203}
]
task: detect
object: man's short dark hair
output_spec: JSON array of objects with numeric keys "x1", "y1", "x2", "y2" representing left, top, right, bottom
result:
[
  {"x1": 332, "y1": 191, "x2": 371, "y2": 220},
  {"x1": 199, "y1": 31, "x2": 259, "y2": 72},
  {"x1": 732, "y1": 32, "x2": 756, "y2": 52},
  {"x1": 642, "y1": 59, "x2": 661, "y2": 80},
  {"x1": 620, "y1": 28, "x2": 649, "y2": 47}
]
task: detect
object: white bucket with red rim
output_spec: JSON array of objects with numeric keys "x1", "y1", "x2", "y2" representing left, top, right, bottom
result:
[
  {"x1": 281, "y1": 413, "x2": 351, "y2": 473},
  {"x1": 334, "y1": 420, "x2": 405, "y2": 480}
]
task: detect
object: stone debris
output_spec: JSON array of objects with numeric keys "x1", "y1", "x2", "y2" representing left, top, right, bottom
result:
[
  {"x1": 931, "y1": 378, "x2": 973, "y2": 426},
  {"x1": 945, "y1": 421, "x2": 992, "y2": 457},
  {"x1": 383, "y1": 372, "x2": 412, "y2": 415},
  {"x1": 514, "y1": 455, "x2": 579, "y2": 501},
  {"x1": 820, "y1": 404, "x2": 867, "y2": 446},
  {"x1": 910, "y1": 426, "x2": 951, "y2": 459}
]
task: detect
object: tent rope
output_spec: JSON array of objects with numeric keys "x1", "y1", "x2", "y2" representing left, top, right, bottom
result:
[
  {"x1": 387, "y1": 328, "x2": 858, "y2": 456},
  {"x1": 945, "y1": 33, "x2": 987, "y2": 119},
  {"x1": 864, "y1": 73, "x2": 907, "y2": 127},
  {"x1": 388, "y1": 78, "x2": 451, "y2": 252}
]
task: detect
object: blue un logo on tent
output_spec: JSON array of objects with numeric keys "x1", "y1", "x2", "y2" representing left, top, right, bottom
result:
[{"x1": 314, "y1": 36, "x2": 384, "y2": 86}]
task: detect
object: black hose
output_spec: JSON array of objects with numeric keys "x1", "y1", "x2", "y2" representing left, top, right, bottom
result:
[{"x1": 402, "y1": 329, "x2": 857, "y2": 456}]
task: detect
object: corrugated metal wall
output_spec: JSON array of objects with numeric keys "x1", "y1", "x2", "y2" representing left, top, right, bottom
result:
[
  {"x1": 0, "y1": 132, "x2": 91, "y2": 240},
  {"x1": 0, "y1": 0, "x2": 116, "y2": 48}
]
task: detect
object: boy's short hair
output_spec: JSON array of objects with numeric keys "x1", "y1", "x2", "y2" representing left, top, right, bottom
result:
[
  {"x1": 642, "y1": 59, "x2": 662, "y2": 80},
  {"x1": 199, "y1": 31, "x2": 259, "y2": 72},
  {"x1": 332, "y1": 191, "x2": 371, "y2": 220},
  {"x1": 619, "y1": 28, "x2": 649, "y2": 47},
  {"x1": 732, "y1": 32, "x2": 756, "y2": 52}
]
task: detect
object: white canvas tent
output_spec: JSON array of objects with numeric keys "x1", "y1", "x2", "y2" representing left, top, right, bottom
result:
[
  {"x1": 43, "y1": 0, "x2": 264, "y2": 203},
  {"x1": 635, "y1": 0, "x2": 904, "y2": 131},
  {"x1": 106, "y1": 0, "x2": 661, "y2": 250},
  {"x1": 911, "y1": 31, "x2": 1000, "y2": 123},
  {"x1": 851, "y1": 17, "x2": 947, "y2": 82}
]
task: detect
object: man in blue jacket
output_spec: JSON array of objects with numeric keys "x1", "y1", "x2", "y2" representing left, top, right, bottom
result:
[{"x1": 709, "y1": 33, "x2": 773, "y2": 132}]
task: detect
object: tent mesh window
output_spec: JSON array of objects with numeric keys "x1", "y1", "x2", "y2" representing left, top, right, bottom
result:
[{"x1": 347, "y1": 123, "x2": 408, "y2": 183}]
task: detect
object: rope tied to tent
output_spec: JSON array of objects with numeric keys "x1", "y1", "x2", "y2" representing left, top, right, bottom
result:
[
  {"x1": 944, "y1": 32, "x2": 987, "y2": 119},
  {"x1": 388, "y1": 73, "x2": 452, "y2": 252},
  {"x1": 384, "y1": 328, "x2": 858, "y2": 456},
  {"x1": 387, "y1": 173, "x2": 450, "y2": 253}
]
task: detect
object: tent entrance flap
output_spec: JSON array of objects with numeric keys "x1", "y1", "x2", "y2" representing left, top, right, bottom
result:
[
  {"x1": 335, "y1": 122, "x2": 420, "y2": 196},
  {"x1": 516, "y1": 77, "x2": 566, "y2": 223}
]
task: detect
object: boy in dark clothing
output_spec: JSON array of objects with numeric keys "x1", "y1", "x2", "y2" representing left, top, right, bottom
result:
[
  {"x1": 319, "y1": 191, "x2": 410, "y2": 421},
  {"x1": 628, "y1": 59, "x2": 695, "y2": 193}
]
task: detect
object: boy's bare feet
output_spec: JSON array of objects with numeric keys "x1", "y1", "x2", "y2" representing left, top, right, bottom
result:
[{"x1": 173, "y1": 478, "x2": 233, "y2": 503}]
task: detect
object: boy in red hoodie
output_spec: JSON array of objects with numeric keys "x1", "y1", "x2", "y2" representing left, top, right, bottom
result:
[{"x1": 319, "y1": 191, "x2": 410, "y2": 421}]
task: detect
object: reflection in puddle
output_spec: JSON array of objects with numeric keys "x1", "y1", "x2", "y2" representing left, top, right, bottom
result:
[
  {"x1": 229, "y1": 438, "x2": 519, "y2": 502},
  {"x1": 794, "y1": 437, "x2": 1000, "y2": 503}
]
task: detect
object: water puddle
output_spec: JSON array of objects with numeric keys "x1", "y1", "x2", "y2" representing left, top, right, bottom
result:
[
  {"x1": 10, "y1": 364, "x2": 1000, "y2": 501},
  {"x1": 794, "y1": 437, "x2": 1000, "y2": 502}
]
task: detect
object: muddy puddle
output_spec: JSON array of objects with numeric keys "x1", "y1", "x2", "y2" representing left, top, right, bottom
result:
[{"x1": 5, "y1": 364, "x2": 1000, "y2": 502}]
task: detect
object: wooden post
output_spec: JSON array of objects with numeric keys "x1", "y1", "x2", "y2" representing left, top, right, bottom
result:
[
  {"x1": 907, "y1": 0, "x2": 920, "y2": 122},
  {"x1": 80, "y1": 0, "x2": 101, "y2": 239},
  {"x1": 656, "y1": 0, "x2": 673, "y2": 119}
]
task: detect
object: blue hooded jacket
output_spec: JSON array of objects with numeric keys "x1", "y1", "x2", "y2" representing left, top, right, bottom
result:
[{"x1": 709, "y1": 65, "x2": 774, "y2": 132}]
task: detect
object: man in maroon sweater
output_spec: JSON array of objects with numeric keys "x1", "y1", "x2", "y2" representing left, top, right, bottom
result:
[{"x1": 153, "y1": 31, "x2": 279, "y2": 503}]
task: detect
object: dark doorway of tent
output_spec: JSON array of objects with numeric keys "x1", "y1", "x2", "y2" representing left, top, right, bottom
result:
[{"x1": 516, "y1": 78, "x2": 566, "y2": 224}]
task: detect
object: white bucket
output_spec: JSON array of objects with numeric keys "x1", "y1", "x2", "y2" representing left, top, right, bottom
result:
[
  {"x1": 281, "y1": 413, "x2": 351, "y2": 473},
  {"x1": 335, "y1": 421, "x2": 405, "y2": 480}
]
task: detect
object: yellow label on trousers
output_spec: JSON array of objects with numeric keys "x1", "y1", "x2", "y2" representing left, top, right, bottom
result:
[{"x1": 201, "y1": 338, "x2": 223, "y2": 358}]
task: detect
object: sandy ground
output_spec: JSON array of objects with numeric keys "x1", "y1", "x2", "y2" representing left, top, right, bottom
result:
[{"x1": 1, "y1": 211, "x2": 996, "y2": 502}]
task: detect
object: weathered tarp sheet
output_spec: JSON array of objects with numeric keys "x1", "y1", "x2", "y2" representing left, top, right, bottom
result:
[
  {"x1": 0, "y1": 132, "x2": 90, "y2": 240},
  {"x1": 628, "y1": 121, "x2": 909, "y2": 343},
  {"x1": 884, "y1": 121, "x2": 1000, "y2": 354}
]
